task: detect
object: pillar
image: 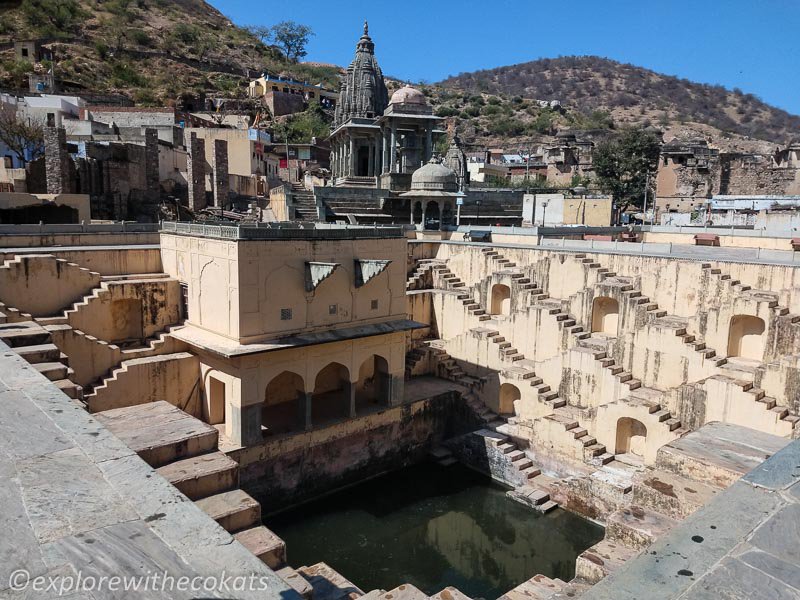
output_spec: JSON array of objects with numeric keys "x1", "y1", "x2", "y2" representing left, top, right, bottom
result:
[
  {"x1": 389, "y1": 375, "x2": 404, "y2": 407},
  {"x1": 382, "y1": 129, "x2": 389, "y2": 174},
  {"x1": 390, "y1": 124, "x2": 397, "y2": 173},
  {"x1": 367, "y1": 143, "x2": 374, "y2": 177},
  {"x1": 346, "y1": 381, "x2": 356, "y2": 418},
  {"x1": 421, "y1": 200, "x2": 427, "y2": 228},
  {"x1": 375, "y1": 134, "x2": 381, "y2": 177},
  {"x1": 186, "y1": 133, "x2": 206, "y2": 211},
  {"x1": 298, "y1": 391, "x2": 312, "y2": 431},
  {"x1": 44, "y1": 127, "x2": 69, "y2": 194},
  {"x1": 409, "y1": 202, "x2": 414, "y2": 225},
  {"x1": 144, "y1": 128, "x2": 159, "y2": 201},
  {"x1": 212, "y1": 139, "x2": 229, "y2": 209},
  {"x1": 349, "y1": 137, "x2": 355, "y2": 176}
]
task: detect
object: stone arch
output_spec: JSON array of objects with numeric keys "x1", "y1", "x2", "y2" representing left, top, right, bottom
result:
[
  {"x1": 591, "y1": 296, "x2": 619, "y2": 335},
  {"x1": 263, "y1": 370, "x2": 306, "y2": 435},
  {"x1": 498, "y1": 383, "x2": 521, "y2": 416},
  {"x1": 355, "y1": 354, "x2": 390, "y2": 414},
  {"x1": 490, "y1": 283, "x2": 511, "y2": 316},
  {"x1": 313, "y1": 362, "x2": 351, "y2": 425},
  {"x1": 727, "y1": 314, "x2": 765, "y2": 360},
  {"x1": 424, "y1": 200, "x2": 440, "y2": 230},
  {"x1": 412, "y1": 201, "x2": 422, "y2": 224},
  {"x1": 615, "y1": 417, "x2": 647, "y2": 456}
]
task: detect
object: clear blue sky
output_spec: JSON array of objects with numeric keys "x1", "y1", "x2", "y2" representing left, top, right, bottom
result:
[{"x1": 211, "y1": 0, "x2": 800, "y2": 115}]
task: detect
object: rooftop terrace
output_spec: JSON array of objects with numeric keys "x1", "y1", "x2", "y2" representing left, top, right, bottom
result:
[{"x1": 161, "y1": 221, "x2": 406, "y2": 240}]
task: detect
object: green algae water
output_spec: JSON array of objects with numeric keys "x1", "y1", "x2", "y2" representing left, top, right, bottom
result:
[{"x1": 266, "y1": 462, "x2": 604, "y2": 599}]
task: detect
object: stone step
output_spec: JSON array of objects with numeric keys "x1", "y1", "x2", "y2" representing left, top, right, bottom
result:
[
  {"x1": 156, "y1": 451, "x2": 238, "y2": 501},
  {"x1": 507, "y1": 450, "x2": 526, "y2": 462},
  {"x1": 515, "y1": 458, "x2": 534, "y2": 470},
  {"x1": 497, "y1": 442, "x2": 516, "y2": 454},
  {"x1": 33, "y1": 361, "x2": 69, "y2": 381},
  {"x1": 632, "y1": 470, "x2": 719, "y2": 519},
  {"x1": 520, "y1": 465, "x2": 542, "y2": 479},
  {"x1": 297, "y1": 562, "x2": 364, "y2": 600},
  {"x1": 14, "y1": 343, "x2": 61, "y2": 364},
  {"x1": 499, "y1": 574, "x2": 565, "y2": 600},
  {"x1": 606, "y1": 506, "x2": 677, "y2": 550},
  {"x1": 535, "y1": 500, "x2": 558, "y2": 514},
  {"x1": 430, "y1": 587, "x2": 471, "y2": 600},
  {"x1": 234, "y1": 526, "x2": 286, "y2": 569},
  {"x1": 377, "y1": 584, "x2": 429, "y2": 600},
  {"x1": 275, "y1": 566, "x2": 313, "y2": 599},
  {"x1": 54, "y1": 378, "x2": 83, "y2": 400},
  {"x1": 195, "y1": 488, "x2": 261, "y2": 533},
  {"x1": 575, "y1": 538, "x2": 640, "y2": 584},
  {"x1": 95, "y1": 401, "x2": 219, "y2": 467},
  {"x1": 0, "y1": 322, "x2": 52, "y2": 348}
]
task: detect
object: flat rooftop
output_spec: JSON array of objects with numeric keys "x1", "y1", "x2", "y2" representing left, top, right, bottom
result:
[{"x1": 161, "y1": 221, "x2": 406, "y2": 241}]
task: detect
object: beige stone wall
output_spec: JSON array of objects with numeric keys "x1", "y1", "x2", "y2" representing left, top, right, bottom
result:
[
  {"x1": 0, "y1": 254, "x2": 100, "y2": 316},
  {"x1": 0, "y1": 247, "x2": 161, "y2": 275},
  {"x1": 642, "y1": 231, "x2": 797, "y2": 251},
  {"x1": 160, "y1": 233, "x2": 406, "y2": 344}
]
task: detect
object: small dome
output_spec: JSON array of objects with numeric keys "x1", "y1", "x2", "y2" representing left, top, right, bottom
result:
[
  {"x1": 411, "y1": 160, "x2": 458, "y2": 191},
  {"x1": 390, "y1": 85, "x2": 427, "y2": 105}
]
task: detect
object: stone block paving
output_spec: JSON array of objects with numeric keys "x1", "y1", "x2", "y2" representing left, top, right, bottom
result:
[
  {"x1": 0, "y1": 340, "x2": 299, "y2": 600},
  {"x1": 580, "y1": 437, "x2": 800, "y2": 599}
]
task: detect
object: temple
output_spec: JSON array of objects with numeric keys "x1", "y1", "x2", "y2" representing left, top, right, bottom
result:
[{"x1": 329, "y1": 23, "x2": 443, "y2": 190}]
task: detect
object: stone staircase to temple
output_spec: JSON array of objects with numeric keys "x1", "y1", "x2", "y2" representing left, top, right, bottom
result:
[{"x1": 290, "y1": 182, "x2": 319, "y2": 221}]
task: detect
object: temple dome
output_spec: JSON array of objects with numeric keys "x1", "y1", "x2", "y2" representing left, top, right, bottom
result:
[
  {"x1": 332, "y1": 22, "x2": 389, "y2": 128},
  {"x1": 411, "y1": 160, "x2": 458, "y2": 192},
  {"x1": 390, "y1": 85, "x2": 427, "y2": 106}
]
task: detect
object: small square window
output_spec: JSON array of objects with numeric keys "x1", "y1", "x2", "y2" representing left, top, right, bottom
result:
[
  {"x1": 371, "y1": 299, "x2": 379, "y2": 310},
  {"x1": 280, "y1": 308, "x2": 292, "y2": 320},
  {"x1": 329, "y1": 304, "x2": 337, "y2": 315}
]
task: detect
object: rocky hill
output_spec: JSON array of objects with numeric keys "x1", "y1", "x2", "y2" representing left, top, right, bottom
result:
[
  {"x1": 0, "y1": 0, "x2": 340, "y2": 105},
  {"x1": 438, "y1": 56, "x2": 800, "y2": 145}
]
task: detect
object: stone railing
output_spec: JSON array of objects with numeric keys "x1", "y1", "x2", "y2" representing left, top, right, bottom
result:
[
  {"x1": 0, "y1": 222, "x2": 159, "y2": 234},
  {"x1": 160, "y1": 221, "x2": 405, "y2": 240}
]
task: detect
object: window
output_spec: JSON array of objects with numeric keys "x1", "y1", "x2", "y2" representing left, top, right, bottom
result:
[
  {"x1": 328, "y1": 304, "x2": 337, "y2": 315},
  {"x1": 280, "y1": 308, "x2": 292, "y2": 321},
  {"x1": 371, "y1": 299, "x2": 379, "y2": 310},
  {"x1": 21, "y1": 48, "x2": 29, "y2": 57}
]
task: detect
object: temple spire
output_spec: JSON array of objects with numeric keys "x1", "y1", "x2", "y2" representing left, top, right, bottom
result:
[{"x1": 364, "y1": 20, "x2": 369, "y2": 36}]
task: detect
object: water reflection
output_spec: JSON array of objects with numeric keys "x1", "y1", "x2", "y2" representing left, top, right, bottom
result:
[{"x1": 266, "y1": 462, "x2": 603, "y2": 600}]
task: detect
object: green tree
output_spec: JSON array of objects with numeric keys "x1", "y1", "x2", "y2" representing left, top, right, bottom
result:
[
  {"x1": 593, "y1": 127, "x2": 660, "y2": 211},
  {"x1": 269, "y1": 21, "x2": 313, "y2": 62}
]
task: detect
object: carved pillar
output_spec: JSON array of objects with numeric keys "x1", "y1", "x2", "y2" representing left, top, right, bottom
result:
[
  {"x1": 349, "y1": 137, "x2": 356, "y2": 176},
  {"x1": 382, "y1": 129, "x2": 389, "y2": 174},
  {"x1": 421, "y1": 200, "x2": 427, "y2": 228},
  {"x1": 390, "y1": 123, "x2": 397, "y2": 174},
  {"x1": 367, "y1": 143, "x2": 374, "y2": 177},
  {"x1": 409, "y1": 202, "x2": 414, "y2": 225},
  {"x1": 375, "y1": 134, "x2": 381, "y2": 178}
]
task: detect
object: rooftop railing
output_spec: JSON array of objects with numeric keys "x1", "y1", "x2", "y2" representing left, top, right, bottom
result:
[{"x1": 160, "y1": 221, "x2": 406, "y2": 240}]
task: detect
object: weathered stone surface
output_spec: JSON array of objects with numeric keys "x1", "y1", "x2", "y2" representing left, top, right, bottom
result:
[
  {"x1": 186, "y1": 132, "x2": 206, "y2": 211},
  {"x1": 234, "y1": 526, "x2": 286, "y2": 568},
  {"x1": 0, "y1": 340, "x2": 298, "y2": 600},
  {"x1": 297, "y1": 562, "x2": 364, "y2": 600}
]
